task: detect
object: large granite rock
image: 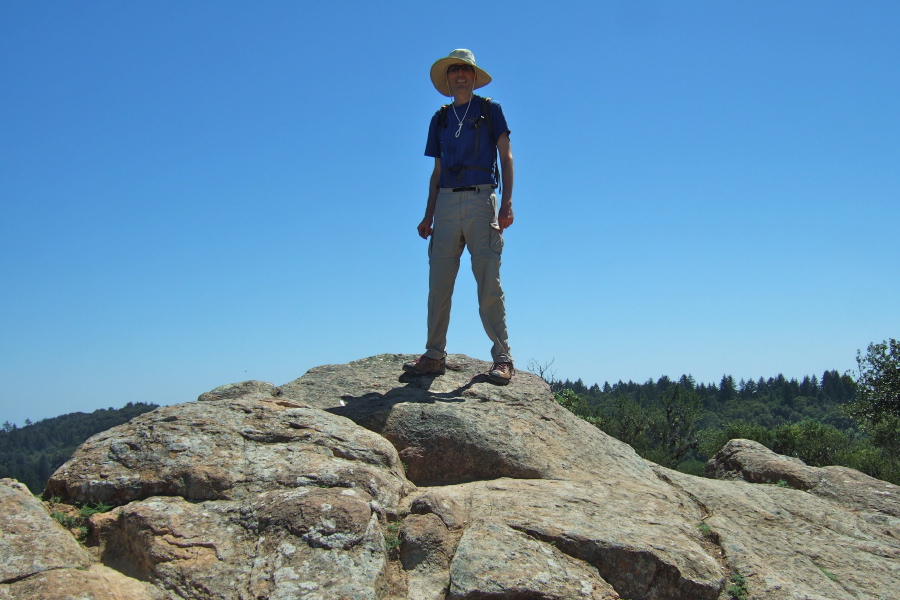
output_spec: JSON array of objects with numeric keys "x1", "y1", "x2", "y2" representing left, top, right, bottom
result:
[
  {"x1": 401, "y1": 478, "x2": 721, "y2": 600},
  {"x1": 278, "y1": 354, "x2": 654, "y2": 486},
  {"x1": 657, "y1": 466, "x2": 900, "y2": 600},
  {"x1": 45, "y1": 394, "x2": 411, "y2": 511},
  {"x1": 0, "y1": 479, "x2": 91, "y2": 582},
  {"x1": 0, "y1": 564, "x2": 164, "y2": 600},
  {"x1": 0, "y1": 478, "x2": 161, "y2": 600},
  {"x1": 90, "y1": 491, "x2": 389, "y2": 599},
  {"x1": 3, "y1": 354, "x2": 898, "y2": 600}
]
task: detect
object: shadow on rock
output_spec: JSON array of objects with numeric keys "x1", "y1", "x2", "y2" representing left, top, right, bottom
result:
[{"x1": 327, "y1": 374, "x2": 485, "y2": 431}]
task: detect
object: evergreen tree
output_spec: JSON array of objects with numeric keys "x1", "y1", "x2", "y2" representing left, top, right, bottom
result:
[{"x1": 717, "y1": 375, "x2": 737, "y2": 403}]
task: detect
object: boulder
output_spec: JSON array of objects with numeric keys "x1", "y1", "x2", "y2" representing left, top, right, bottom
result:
[
  {"x1": 278, "y1": 354, "x2": 656, "y2": 487},
  {"x1": 706, "y1": 438, "x2": 900, "y2": 517},
  {"x1": 91, "y1": 491, "x2": 389, "y2": 599},
  {"x1": 0, "y1": 478, "x2": 91, "y2": 582},
  {"x1": 399, "y1": 512, "x2": 462, "y2": 600},
  {"x1": 0, "y1": 478, "x2": 160, "y2": 600},
  {"x1": 402, "y1": 478, "x2": 721, "y2": 600},
  {"x1": 448, "y1": 521, "x2": 620, "y2": 600},
  {"x1": 45, "y1": 395, "x2": 412, "y2": 511},
  {"x1": 658, "y1": 466, "x2": 900, "y2": 600},
  {"x1": 0, "y1": 564, "x2": 163, "y2": 600}
]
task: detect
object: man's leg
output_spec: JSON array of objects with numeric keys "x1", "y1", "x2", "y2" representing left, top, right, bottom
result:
[
  {"x1": 425, "y1": 191, "x2": 465, "y2": 360},
  {"x1": 463, "y1": 190, "x2": 513, "y2": 365}
]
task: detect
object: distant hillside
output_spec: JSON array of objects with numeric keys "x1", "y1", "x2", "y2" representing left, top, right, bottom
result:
[{"x1": 0, "y1": 402, "x2": 159, "y2": 493}]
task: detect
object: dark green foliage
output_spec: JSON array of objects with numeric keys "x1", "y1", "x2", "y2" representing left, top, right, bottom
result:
[
  {"x1": 699, "y1": 420, "x2": 775, "y2": 456},
  {"x1": 557, "y1": 380, "x2": 703, "y2": 469},
  {"x1": 79, "y1": 501, "x2": 115, "y2": 518},
  {"x1": 601, "y1": 395, "x2": 650, "y2": 450},
  {"x1": 0, "y1": 402, "x2": 159, "y2": 493},
  {"x1": 557, "y1": 369, "x2": 857, "y2": 432},
  {"x1": 868, "y1": 415, "x2": 900, "y2": 458},
  {"x1": 554, "y1": 389, "x2": 602, "y2": 427},
  {"x1": 50, "y1": 510, "x2": 79, "y2": 530},
  {"x1": 675, "y1": 458, "x2": 706, "y2": 476},
  {"x1": 700, "y1": 418, "x2": 900, "y2": 483},
  {"x1": 772, "y1": 420, "x2": 850, "y2": 467},
  {"x1": 553, "y1": 353, "x2": 899, "y2": 485},
  {"x1": 647, "y1": 386, "x2": 703, "y2": 468}
]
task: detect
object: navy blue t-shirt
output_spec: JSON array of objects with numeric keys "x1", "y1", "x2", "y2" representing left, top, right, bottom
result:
[{"x1": 424, "y1": 95, "x2": 510, "y2": 188}]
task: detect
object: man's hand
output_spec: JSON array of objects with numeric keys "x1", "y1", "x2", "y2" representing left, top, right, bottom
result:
[
  {"x1": 417, "y1": 217, "x2": 434, "y2": 239},
  {"x1": 498, "y1": 203, "x2": 514, "y2": 233}
]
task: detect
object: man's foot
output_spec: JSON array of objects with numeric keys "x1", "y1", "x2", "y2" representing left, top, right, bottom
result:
[
  {"x1": 487, "y1": 362, "x2": 514, "y2": 385},
  {"x1": 402, "y1": 354, "x2": 446, "y2": 376}
]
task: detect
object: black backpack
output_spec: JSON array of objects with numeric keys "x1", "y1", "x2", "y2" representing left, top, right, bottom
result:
[{"x1": 437, "y1": 96, "x2": 501, "y2": 190}]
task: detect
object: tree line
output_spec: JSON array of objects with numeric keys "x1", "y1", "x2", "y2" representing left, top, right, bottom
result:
[
  {"x1": 0, "y1": 402, "x2": 159, "y2": 493},
  {"x1": 546, "y1": 339, "x2": 900, "y2": 485}
]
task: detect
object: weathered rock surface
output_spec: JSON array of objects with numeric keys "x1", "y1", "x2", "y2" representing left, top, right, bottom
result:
[
  {"x1": 91, "y1": 491, "x2": 389, "y2": 599},
  {"x1": 45, "y1": 394, "x2": 411, "y2": 510},
  {"x1": 0, "y1": 564, "x2": 164, "y2": 600},
  {"x1": 0, "y1": 478, "x2": 91, "y2": 583},
  {"x1": 402, "y1": 478, "x2": 721, "y2": 600},
  {"x1": 4, "y1": 354, "x2": 899, "y2": 600},
  {"x1": 707, "y1": 438, "x2": 900, "y2": 518},
  {"x1": 278, "y1": 354, "x2": 655, "y2": 486},
  {"x1": 448, "y1": 520, "x2": 620, "y2": 600},
  {"x1": 0, "y1": 478, "x2": 161, "y2": 600},
  {"x1": 657, "y1": 466, "x2": 900, "y2": 600}
]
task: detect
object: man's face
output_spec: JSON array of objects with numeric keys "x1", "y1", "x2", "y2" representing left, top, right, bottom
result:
[{"x1": 447, "y1": 63, "x2": 476, "y2": 94}]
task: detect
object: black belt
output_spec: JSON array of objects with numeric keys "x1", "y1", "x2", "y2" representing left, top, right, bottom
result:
[{"x1": 451, "y1": 185, "x2": 496, "y2": 192}]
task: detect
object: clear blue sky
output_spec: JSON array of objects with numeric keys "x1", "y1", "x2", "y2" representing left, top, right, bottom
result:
[{"x1": 2, "y1": 1, "x2": 898, "y2": 426}]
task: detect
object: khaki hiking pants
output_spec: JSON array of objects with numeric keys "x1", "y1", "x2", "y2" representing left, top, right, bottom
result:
[{"x1": 424, "y1": 185, "x2": 513, "y2": 364}]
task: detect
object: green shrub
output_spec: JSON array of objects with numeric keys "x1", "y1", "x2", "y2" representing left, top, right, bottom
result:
[
  {"x1": 676, "y1": 458, "x2": 706, "y2": 476},
  {"x1": 51, "y1": 511, "x2": 78, "y2": 529},
  {"x1": 699, "y1": 421, "x2": 773, "y2": 457},
  {"x1": 79, "y1": 502, "x2": 114, "y2": 518},
  {"x1": 727, "y1": 572, "x2": 748, "y2": 599},
  {"x1": 384, "y1": 521, "x2": 401, "y2": 550},
  {"x1": 554, "y1": 389, "x2": 604, "y2": 428}
]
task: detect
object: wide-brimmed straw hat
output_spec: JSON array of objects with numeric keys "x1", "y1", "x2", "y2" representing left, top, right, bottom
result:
[{"x1": 430, "y1": 49, "x2": 492, "y2": 97}]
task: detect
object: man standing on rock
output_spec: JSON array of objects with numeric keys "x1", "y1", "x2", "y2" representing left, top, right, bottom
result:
[{"x1": 403, "y1": 49, "x2": 515, "y2": 385}]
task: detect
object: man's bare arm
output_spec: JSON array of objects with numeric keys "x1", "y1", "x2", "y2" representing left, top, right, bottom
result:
[
  {"x1": 418, "y1": 158, "x2": 441, "y2": 239},
  {"x1": 497, "y1": 133, "x2": 514, "y2": 232}
]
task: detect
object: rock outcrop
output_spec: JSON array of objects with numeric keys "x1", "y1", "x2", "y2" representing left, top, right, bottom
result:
[
  {"x1": 276, "y1": 355, "x2": 653, "y2": 486},
  {"x1": 2, "y1": 354, "x2": 898, "y2": 600},
  {"x1": 0, "y1": 478, "x2": 162, "y2": 600},
  {"x1": 706, "y1": 438, "x2": 900, "y2": 519}
]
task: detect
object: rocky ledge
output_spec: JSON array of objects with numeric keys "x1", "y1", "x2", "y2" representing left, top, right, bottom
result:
[{"x1": 2, "y1": 354, "x2": 898, "y2": 599}]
